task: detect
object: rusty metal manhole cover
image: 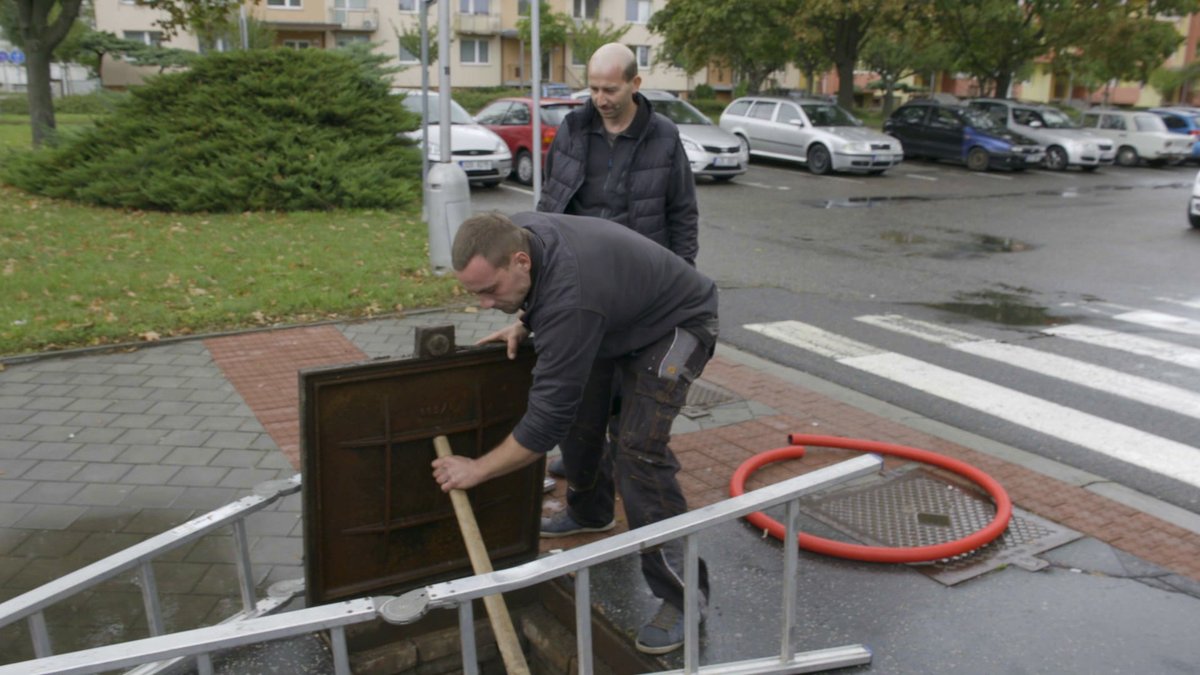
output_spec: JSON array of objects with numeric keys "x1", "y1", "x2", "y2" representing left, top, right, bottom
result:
[
  {"x1": 299, "y1": 345, "x2": 544, "y2": 604},
  {"x1": 798, "y1": 468, "x2": 1082, "y2": 585}
]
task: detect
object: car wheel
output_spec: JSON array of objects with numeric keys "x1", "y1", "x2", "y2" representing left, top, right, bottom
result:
[
  {"x1": 1081, "y1": 165, "x2": 1099, "y2": 173},
  {"x1": 966, "y1": 146, "x2": 990, "y2": 171},
  {"x1": 1044, "y1": 146, "x2": 1069, "y2": 171},
  {"x1": 1191, "y1": 207, "x2": 1200, "y2": 229},
  {"x1": 736, "y1": 134, "x2": 751, "y2": 155},
  {"x1": 807, "y1": 144, "x2": 832, "y2": 175},
  {"x1": 1117, "y1": 146, "x2": 1139, "y2": 167},
  {"x1": 515, "y1": 150, "x2": 534, "y2": 185}
]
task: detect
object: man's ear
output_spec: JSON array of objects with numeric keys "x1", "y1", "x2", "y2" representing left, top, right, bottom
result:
[{"x1": 512, "y1": 251, "x2": 532, "y2": 270}]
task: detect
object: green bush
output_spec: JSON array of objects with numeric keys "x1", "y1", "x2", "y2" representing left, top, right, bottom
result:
[
  {"x1": 693, "y1": 83, "x2": 714, "y2": 99},
  {"x1": 688, "y1": 98, "x2": 727, "y2": 120},
  {"x1": 2, "y1": 49, "x2": 422, "y2": 212}
]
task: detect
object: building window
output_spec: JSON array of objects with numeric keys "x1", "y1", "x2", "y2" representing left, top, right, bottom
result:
[
  {"x1": 199, "y1": 36, "x2": 231, "y2": 54},
  {"x1": 626, "y1": 0, "x2": 651, "y2": 23},
  {"x1": 268, "y1": 0, "x2": 303, "y2": 7},
  {"x1": 123, "y1": 31, "x2": 163, "y2": 46},
  {"x1": 399, "y1": 0, "x2": 417, "y2": 10},
  {"x1": 460, "y1": 38, "x2": 489, "y2": 64},
  {"x1": 398, "y1": 42, "x2": 419, "y2": 63},
  {"x1": 574, "y1": 0, "x2": 598, "y2": 19},
  {"x1": 633, "y1": 44, "x2": 649, "y2": 68},
  {"x1": 571, "y1": 48, "x2": 585, "y2": 66},
  {"x1": 283, "y1": 39, "x2": 312, "y2": 49},
  {"x1": 459, "y1": 0, "x2": 488, "y2": 14},
  {"x1": 336, "y1": 34, "x2": 370, "y2": 47}
]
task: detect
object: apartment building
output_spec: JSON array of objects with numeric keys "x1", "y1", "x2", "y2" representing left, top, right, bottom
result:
[{"x1": 92, "y1": 0, "x2": 763, "y2": 95}]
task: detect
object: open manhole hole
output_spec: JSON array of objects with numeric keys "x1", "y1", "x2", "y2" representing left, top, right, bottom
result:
[
  {"x1": 798, "y1": 467, "x2": 1082, "y2": 585},
  {"x1": 680, "y1": 379, "x2": 742, "y2": 418}
]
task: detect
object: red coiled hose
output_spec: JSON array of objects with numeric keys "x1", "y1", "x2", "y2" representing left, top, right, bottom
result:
[{"x1": 728, "y1": 434, "x2": 1012, "y2": 563}]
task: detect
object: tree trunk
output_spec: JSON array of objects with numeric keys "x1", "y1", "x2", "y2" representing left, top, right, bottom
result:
[
  {"x1": 25, "y1": 43, "x2": 56, "y2": 148},
  {"x1": 883, "y1": 86, "x2": 895, "y2": 118},
  {"x1": 836, "y1": 57, "x2": 855, "y2": 109},
  {"x1": 996, "y1": 72, "x2": 1012, "y2": 99}
]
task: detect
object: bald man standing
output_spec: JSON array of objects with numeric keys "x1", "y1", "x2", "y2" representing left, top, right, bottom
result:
[
  {"x1": 538, "y1": 42, "x2": 698, "y2": 265},
  {"x1": 534, "y1": 42, "x2": 705, "y2": 655}
]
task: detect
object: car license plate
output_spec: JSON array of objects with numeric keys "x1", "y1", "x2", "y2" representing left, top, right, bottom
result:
[
  {"x1": 714, "y1": 156, "x2": 738, "y2": 167},
  {"x1": 460, "y1": 160, "x2": 491, "y2": 171}
]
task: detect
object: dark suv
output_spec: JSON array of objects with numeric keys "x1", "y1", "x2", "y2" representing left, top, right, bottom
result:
[{"x1": 884, "y1": 100, "x2": 1044, "y2": 171}]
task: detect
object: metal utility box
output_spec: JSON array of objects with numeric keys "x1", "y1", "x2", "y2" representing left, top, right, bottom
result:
[{"x1": 299, "y1": 345, "x2": 542, "y2": 605}]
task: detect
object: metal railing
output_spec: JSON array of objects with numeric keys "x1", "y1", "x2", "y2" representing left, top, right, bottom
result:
[
  {"x1": 0, "y1": 475, "x2": 306, "y2": 675},
  {"x1": 0, "y1": 455, "x2": 882, "y2": 675}
]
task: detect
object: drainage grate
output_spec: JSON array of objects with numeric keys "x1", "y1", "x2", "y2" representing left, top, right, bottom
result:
[
  {"x1": 798, "y1": 468, "x2": 1082, "y2": 585},
  {"x1": 681, "y1": 379, "x2": 742, "y2": 418}
]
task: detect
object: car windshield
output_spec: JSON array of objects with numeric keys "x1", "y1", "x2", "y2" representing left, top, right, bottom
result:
[
  {"x1": 651, "y1": 99, "x2": 713, "y2": 125},
  {"x1": 541, "y1": 104, "x2": 578, "y2": 126},
  {"x1": 400, "y1": 93, "x2": 474, "y2": 124},
  {"x1": 1033, "y1": 108, "x2": 1079, "y2": 129},
  {"x1": 800, "y1": 103, "x2": 859, "y2": 126},
  {"x1": 963, "y1": 108, "x2": 1002, "y2": 131}
]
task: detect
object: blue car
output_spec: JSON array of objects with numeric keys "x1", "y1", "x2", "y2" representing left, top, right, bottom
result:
[
  {"x1": 1150, "y1": 107, "x2": 1200, "y2": 162},
  {"x1": 884, "y1": 100, "x2": 1044, "y2": 171}
]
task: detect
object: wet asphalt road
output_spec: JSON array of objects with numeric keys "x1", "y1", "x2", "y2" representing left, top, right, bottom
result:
[{"x1": 471, "y1": 158, "x2": 1200, "y2": 516}]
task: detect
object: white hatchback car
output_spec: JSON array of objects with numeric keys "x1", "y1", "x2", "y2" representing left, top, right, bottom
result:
[
  {"x1": 641, "y1": 90, "x2": 749, "y2": 182},
  {"x1": 396, "y1": 90, "x2": 512, "y2": 187},
  {"x1": 1078, "y1": 108, "x2": 1192, "y2": 167},
  {"x1": 719, "y1": 95, "x2": 903, "y2": 175}
]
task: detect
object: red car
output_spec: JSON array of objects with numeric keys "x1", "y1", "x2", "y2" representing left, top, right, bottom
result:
[{"x1": 474, "y1": 97, "x2": 583, "y2": 184}]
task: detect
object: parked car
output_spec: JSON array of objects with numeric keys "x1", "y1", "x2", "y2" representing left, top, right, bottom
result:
[
  {"x1": 718, "y1": 95, "x2": 903, "y2": 175},
  {"x1": 1077, "y1": 108, "x2": 1192, "y2": 167},
  {"x1": 539, "y1": 82, "x2": 573, "y2": 99},
  {"x1": 1149, "y1": 107, "x2": 1200, "y2": 163},
  {"x1": 968, "y1": 98, "x2": 1115, "y2": 171},
  {"x1": 1190, "y1": 169, "x2": 1200, "y2": 228},
  {"x1": 883, "y1": 100, "x2": 1044, "y2": 171},
  {"x1": 474, "y1": 97, "x2": 582, "y2": 184},
  {"x1": 396, "y1": 90, "x2": 512, "y2": 187},
  {"x1": 641, "y1": 90, "x2": 748, "y2": 181}
]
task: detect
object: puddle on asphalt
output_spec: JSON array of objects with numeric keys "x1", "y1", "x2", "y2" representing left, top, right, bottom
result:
[
  {"x1": 877, "y1": 230, "x2": 1034, "y2": 256},
  {"x1": 919, "y1": 289, "x2": 1076, "y2": 326},
  {"x1": 802, "y1": 179, "x2": 1189, "y2": 209}
]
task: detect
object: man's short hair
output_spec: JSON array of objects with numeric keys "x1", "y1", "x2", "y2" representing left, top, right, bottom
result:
[{"x1": 451, "y1": 212, "x2": 530, "y2": 271}]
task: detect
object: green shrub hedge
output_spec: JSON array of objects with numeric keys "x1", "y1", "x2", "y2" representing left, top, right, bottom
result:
[{"x1": 2, "y1": 49, "x2": 422, "y2": 212}]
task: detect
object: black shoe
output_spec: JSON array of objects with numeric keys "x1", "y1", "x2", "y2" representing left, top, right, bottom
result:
[
  {"x1": 636, "y1": 601, "x2": 686, "y2": 654},
  {"x1": 539, "y1": 511, "x2": 615, "y2": 538},
  {"x1": 547, "y1": 455, "x2": 566, "y2": 477}
]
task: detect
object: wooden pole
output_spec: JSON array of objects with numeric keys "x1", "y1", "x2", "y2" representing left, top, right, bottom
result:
[{"x1": 433, "y1": 435, "x2": 530, "y2": 674}]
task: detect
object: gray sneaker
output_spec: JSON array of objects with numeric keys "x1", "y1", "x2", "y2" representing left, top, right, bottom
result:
[
  {"x1": 539, "y1": 511, "x2": 615, "y2": 538},
  {"x1": 636, "y1": 601, "x2": 687, "y2": 654}
]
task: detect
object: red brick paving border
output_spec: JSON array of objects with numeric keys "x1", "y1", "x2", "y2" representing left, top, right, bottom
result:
[
  {"x1": 203, "y1": 330, "x2": 1200, "y2": 583},
  {"x1": 205, "y1": 326, "x2": 366, "y2": 469}
]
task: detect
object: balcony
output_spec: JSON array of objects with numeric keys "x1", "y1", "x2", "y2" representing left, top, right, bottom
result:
[
  {"x1": 453, "y1": 12, "x2": 500, "y2": 35},
  {"x1": 329, "y1": 7, "x2": 380, "y2": 32}
]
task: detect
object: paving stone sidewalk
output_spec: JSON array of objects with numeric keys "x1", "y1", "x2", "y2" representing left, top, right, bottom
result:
[{"x1": 1, "y1": 307, "x2": 1198, "y2": 668}]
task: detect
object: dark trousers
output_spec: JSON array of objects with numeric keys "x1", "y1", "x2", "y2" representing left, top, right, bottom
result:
[{"x1": 558, "y1": 324, "x2": 715, "y2": 610}]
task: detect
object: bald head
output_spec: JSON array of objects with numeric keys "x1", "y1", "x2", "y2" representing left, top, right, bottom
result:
[{"x1": 589, "y1": 43, "x2": 637, "y2": 82}]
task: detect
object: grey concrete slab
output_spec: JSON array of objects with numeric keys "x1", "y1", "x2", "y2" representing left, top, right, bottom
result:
[
  {"x1": 16, "y1": 481, "x2": 85, "y2": 504},
  {"x1": 123, "y1": 465, "x2": 182, "y2": 485},
  {"x1": 70, "y1": 462, "x2": 134, "y2": 484},
  {"x1": 67, "y1": 484, "x2": 134, "y2": 507},
  {"x1": 22, "y1": 460, "x2": 85, "y2": 481},
  {"x1": 12, "y1": 504, "x2": 87, "y2": 530}
]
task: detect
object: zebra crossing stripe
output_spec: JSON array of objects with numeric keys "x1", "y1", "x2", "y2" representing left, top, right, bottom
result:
[
  {"x1": 856, "y1": 314, "x2": 1200, "y2": 420},
  {"x1": 1115, "y1": 310, "x2": 1200, "y2": 337},
  {"x1": 744, "y1": 320, "x2": 1200, "y2": 489},
  {"x1": 1042, "y1": 324, "x2": 1200, "y2": 371}
]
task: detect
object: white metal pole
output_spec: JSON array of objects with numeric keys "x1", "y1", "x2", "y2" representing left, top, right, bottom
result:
[
  {"x1": 438, "y1": 0, "x2": 451, "y2": 163},
  {"x1": 531, "y1": 0, "x2": 542, "y2": 206}
]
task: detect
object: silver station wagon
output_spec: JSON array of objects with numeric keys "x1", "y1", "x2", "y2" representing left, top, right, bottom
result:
[{"x1": 718, "y1": 95, "x2": 904, "y2": 175}]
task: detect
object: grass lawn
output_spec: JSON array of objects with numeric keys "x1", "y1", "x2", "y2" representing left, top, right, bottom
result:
[
  {"x1": 0, "y1": 114, "x2": 98, "y2": 151},
  {"x1": 0, "y1": 183, "x2": 463, "y2": 358}
]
